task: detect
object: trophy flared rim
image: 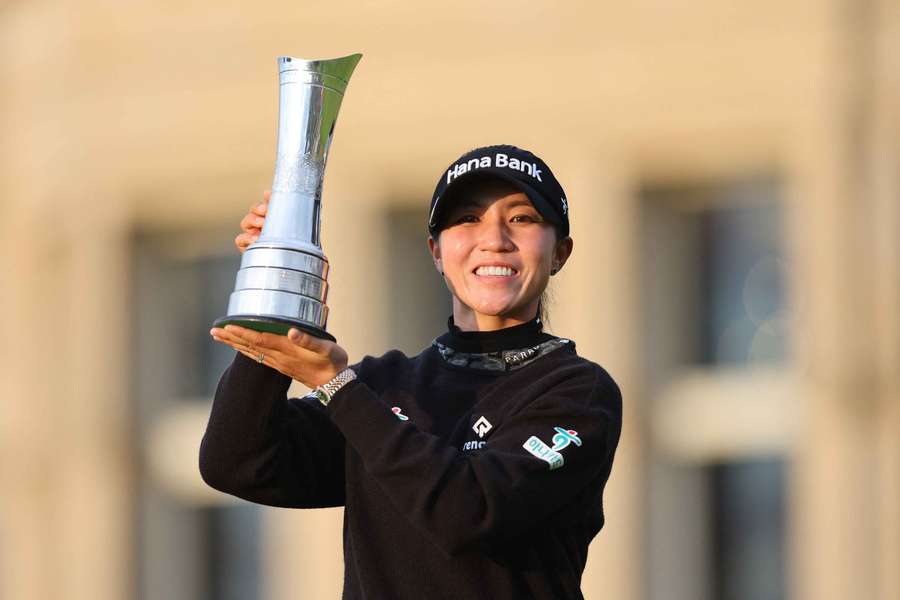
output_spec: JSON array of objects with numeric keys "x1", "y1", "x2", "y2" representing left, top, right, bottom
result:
[{"x1": 277, "y1": 53, "x2": 363, "y2": 84}]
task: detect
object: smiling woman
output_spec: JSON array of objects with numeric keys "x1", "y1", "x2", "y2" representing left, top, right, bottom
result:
[
  {"x1": 201, "y1": 144, "x2": 623, "y2": 600},
  {"x1": 428, "y1": 178, "x2": 572, "y2": 331}
]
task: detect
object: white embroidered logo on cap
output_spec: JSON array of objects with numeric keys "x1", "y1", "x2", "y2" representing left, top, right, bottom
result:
[
  {"x1": 445, "y1": 153, "x2": 543, "y2": 185},
  {"x1": 560, "y1": 196, "x2": 568, "y2": 215},
  {"x1": 473, "y1": 416, "x2": 493, "y2": 439}
]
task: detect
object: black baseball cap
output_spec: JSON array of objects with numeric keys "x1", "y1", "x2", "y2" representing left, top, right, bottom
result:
[{"x1": 428, "y1": 144, "x2": 570, "y2": 238}]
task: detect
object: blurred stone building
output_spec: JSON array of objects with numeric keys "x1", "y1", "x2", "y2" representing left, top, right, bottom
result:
[{"x1": 2, "y1": 1, "x2": 898, "y2": 599}]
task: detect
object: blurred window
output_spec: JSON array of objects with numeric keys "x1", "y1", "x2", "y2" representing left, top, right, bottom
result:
[
  {"x1": 641, "y1": 176, "x2": 790, "y2": 600},
  {"x1": 132, "y1": 230, "x2": 261, "y2": 600},
  {"x1": 710, "y1": 459, "x2": 786, "y2": 600},
  {"x1": 696, "y1": 191, "x2": 790, "y2": 366},
  {"x1": 697, "y1": 188, "x2": 788, "y2": 600}
]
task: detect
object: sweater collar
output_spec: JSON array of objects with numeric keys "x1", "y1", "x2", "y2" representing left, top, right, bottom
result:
[{"x1": 435, "y1": 314, "x2": 553, "y2": 354}]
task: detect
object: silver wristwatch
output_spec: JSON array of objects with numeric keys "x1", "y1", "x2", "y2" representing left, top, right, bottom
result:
[{"x1": 312, "y1": 367, "x2": 357, "y2": 406}]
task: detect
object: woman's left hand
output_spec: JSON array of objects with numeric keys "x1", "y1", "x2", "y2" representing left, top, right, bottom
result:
[{"x1": 210, "y1": 325, "x2": 349, "y2": 389}]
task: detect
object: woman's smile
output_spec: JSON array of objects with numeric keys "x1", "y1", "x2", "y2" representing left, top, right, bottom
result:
[{"x1": 473, "y1": 263, "x2": 518, "y2": 278}]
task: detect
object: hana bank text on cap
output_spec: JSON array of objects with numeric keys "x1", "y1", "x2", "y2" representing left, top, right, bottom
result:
[{"x1": 428, "y1": 144, "x2": 570, "y2": 238}]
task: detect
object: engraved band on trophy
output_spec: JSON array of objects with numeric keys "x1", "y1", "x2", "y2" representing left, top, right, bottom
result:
[{"x1": 214, "y1": 53, "x2": 362, "y2": 341}]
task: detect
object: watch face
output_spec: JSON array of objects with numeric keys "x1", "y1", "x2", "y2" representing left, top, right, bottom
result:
[{"x1": 313, "y1": 388, "x2": 330, "y2": 406}]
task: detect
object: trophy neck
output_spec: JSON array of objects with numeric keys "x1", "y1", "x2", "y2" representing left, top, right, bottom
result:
[{"x1": 261, "y1": 54, "x2": 362, "y2": 248}]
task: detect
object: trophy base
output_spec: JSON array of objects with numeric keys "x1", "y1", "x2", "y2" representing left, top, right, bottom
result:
[{"x1": 212, "y1": 314, "x2": 336, "y2": 342}]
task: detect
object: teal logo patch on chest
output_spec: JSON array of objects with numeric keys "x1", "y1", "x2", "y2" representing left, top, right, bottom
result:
[{"x1": 523, "y1": 427, "x2": 581, "y2": 470}]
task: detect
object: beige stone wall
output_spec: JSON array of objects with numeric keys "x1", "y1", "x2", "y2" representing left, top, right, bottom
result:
[{"x1": 2, "y1": 0, "x2": 898, "y2": 598}]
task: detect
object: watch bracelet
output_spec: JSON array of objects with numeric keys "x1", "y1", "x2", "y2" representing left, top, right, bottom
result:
[{"x1": 320, "y1": 367, "x2": 357, "y2": 401}]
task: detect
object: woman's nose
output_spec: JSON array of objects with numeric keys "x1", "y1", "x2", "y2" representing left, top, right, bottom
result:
[{"x1": 477, "y1": 220, "x2": 515, "y2": 252}]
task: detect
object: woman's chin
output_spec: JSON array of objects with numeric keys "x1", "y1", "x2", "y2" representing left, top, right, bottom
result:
[{"x1": 469, "y1": 298, "x2": 527, "y2": 319}]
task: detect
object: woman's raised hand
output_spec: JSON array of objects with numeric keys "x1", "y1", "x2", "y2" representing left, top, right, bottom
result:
[
  {"x1": 235, "y1": 190, "x2": 270, "y2": 254},
  {"x1": 210, "y1": 324, "x2": 350, "y2": 389}
]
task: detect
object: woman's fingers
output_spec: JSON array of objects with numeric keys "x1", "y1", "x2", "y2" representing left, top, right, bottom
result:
[
  {"x1": 240, "y1": 211, "x2": 266, "y2": 233},
  {"x1": 211, "y1": 327, "x2": 290, "y2": 362},
  {"x1": 234, "y1": 192, "x2": 270, "y2": 253},
  {"x1": 225, "y1": 325, "x2": 273, "y2": 350},
  {"x1": 217, "y1": 325, "x2": 304, "y2": 356},
  {"x1": 210, "y1": 327, "x2": 253, "y2": 354},
  {"x1": 235, "y1": 232, "x2": 258, "y2": 253},
  {"x1": 231, "y1": 191, "x2": 271, "y2": 254},
  {"x1": 211, "y1": 325, "x2": 259, "y2": 349},
  {"x1": 249, "y1": 192, "x2": 270, "y2": 217}
]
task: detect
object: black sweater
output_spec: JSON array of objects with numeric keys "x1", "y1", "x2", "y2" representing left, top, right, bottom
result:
[{"x1": 199, "y1": 318, "x2": 623, "y2": 599}]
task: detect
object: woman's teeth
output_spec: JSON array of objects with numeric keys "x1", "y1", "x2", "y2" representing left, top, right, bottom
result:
[{"x1": 475, "y1": 266, "x2": 515, "y2": 276}]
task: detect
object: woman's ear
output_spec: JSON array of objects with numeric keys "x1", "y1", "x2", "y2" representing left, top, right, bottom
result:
[
  {"x1": 551, "y1": 237, "x2": 574, "y2": 275},
  {"x1": 427, "y1": 236, "x2": 444, "y2": 276}
]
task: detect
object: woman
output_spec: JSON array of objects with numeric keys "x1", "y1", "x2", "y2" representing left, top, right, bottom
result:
[{"x1": 201, "y1": 144, "x2": 622, "y2": 599}]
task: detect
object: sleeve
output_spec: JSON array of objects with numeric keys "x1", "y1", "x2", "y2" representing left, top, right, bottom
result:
[
  {"x1": 198, "y1": 351, "x2": 348, "y2": 509},
  {"x1": 325, "y1": 363, "x2": 622, "y2": 555}
]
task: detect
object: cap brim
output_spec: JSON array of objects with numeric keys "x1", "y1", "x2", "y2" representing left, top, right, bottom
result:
[{"x1": 429, "y1": 168, "x2": 562, "y2": 234}]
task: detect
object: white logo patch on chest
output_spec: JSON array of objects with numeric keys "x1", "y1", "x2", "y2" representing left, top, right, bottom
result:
[{"x1": 473, "y1": 416, "x2": 493, "y2": 439}]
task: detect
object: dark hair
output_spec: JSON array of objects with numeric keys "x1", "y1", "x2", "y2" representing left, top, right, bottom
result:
[{"x1": 538, "y1": 288, "x2": 552, "y2": 327}]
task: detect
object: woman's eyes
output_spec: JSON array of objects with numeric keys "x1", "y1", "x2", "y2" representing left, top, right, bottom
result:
[{"x1": 452, "y1": 213, "x2": 540, "y2": 224}]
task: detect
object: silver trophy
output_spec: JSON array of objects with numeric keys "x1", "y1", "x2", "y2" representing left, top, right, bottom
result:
[{"x1": 214, "y1": 54, "x2": 362, "y2": 340}]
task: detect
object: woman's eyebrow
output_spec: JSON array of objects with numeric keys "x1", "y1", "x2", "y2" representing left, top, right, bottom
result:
[
  {"x1": 452, "y1": 199, "x2": 484, "y2": 211},
  {"x1": 506, "y1": 198, "x2": 537, "y2": 209},
  {"x1": 452, "y1": 195, "x2": 535, "y2": 211}
]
